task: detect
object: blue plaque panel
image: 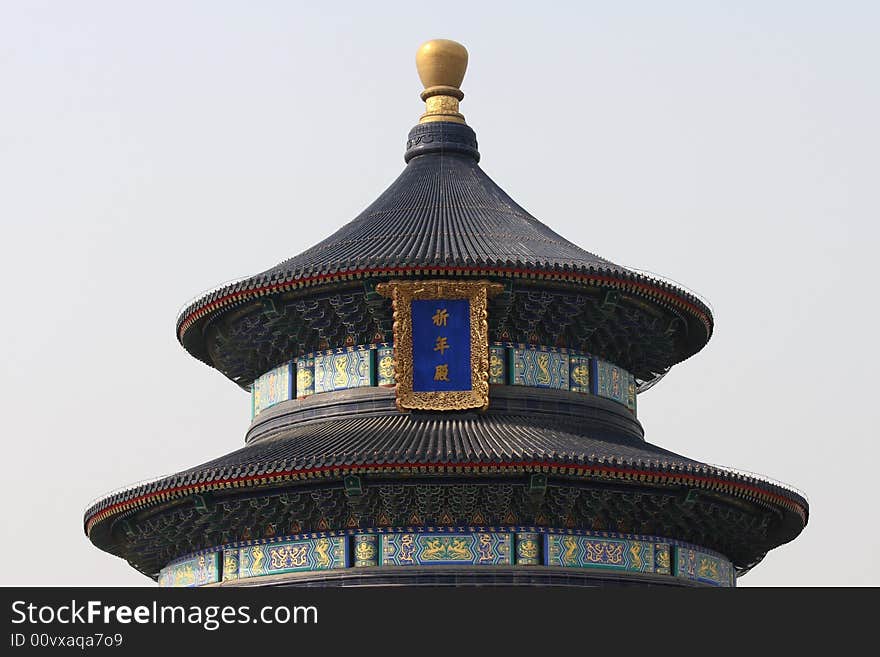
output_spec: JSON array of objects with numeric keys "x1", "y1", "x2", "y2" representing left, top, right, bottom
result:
[{"x1": 411, "y1": 299, "x2": 472, "y2": 392}]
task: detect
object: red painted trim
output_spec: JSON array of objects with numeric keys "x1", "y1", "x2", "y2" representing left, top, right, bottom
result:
[
  {"x1": 176, "y1": 265, "x2": 713, "y2": 340},
  {"x1": 85, "y1": 459, "x2": 806, "y2": 533}
]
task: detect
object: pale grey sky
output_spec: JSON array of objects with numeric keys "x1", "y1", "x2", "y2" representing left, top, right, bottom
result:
[{"x1": 1, "y1": 1, "x2": 877, "y2": 586}]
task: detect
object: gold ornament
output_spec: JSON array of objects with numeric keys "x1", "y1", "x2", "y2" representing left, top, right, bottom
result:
[{"x1": 376, "y1": 279, "x2": 502, "y2": 411}]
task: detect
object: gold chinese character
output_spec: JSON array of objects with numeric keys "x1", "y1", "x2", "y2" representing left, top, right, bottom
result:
[
  {"x1": 432, "y1": 308, "x2": 449, "y2": 326},
  {"x1": 434, "y1": 364, "x2": 449, "y2": 381},
  {"x1": 433, "y1": 336, "x2": 450, "y2": 354}
]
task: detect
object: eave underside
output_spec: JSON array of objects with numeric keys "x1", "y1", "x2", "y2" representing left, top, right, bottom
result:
[
  {"x1": 88, "y1": 473, "x2": 798, "y2": 581},
  {"x1": 189, "y1": 275, "x2": 705, "y2": 391}
]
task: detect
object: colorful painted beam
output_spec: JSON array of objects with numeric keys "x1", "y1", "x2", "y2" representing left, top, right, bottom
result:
[
  {"x1": 159, "y1": 528, "x2": 731, "y2": 587},
  {"x1": 251, "y1": 343, "x2": 638, "y2": 420}
]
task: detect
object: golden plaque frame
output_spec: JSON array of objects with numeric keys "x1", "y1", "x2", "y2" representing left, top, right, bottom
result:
[{"x1": 376, "y1": 279, "x2": 503, "y2": 411}]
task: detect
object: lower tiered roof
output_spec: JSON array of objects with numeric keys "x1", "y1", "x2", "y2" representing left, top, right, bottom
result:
[{"x1": 85, "y1": 387, "x2": 807, "y2": 579}]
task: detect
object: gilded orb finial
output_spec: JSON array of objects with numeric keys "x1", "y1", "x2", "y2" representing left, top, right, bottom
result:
[{"x1": 416, "y1": 39, "x2": 468, "y2": 124}]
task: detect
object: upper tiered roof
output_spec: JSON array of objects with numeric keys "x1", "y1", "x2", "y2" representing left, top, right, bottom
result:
[
  {"x1": 175, "y1": 40, "x2": 713, "y2": 388},
  {"x1": 257, "y1": 121, "x2": 625, "y2": 280}
]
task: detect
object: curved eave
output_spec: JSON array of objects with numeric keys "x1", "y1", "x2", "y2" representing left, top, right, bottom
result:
[
  {"x1": 176, "y1": 263, "x2": 714, "y2": 369},
  {"x1": 85, "y1": 457, "x2": 805, "y2": 543}
]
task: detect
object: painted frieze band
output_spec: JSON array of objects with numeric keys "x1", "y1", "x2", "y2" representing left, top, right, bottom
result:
[
  {"x1": 381, "y1": 532, "x2": 512, "y2": 566},
  {"x1": 158, "y1": 551, "x2": 220, "y2": 588},
  {"x1": 515, "y1": 532, "x2": 541, "y2": 565},
  {"x1": 545, "y1": 534, "x2": 664, "y2": 575},
  {"x1": 159, "y1": 528, "x2": 732, "y2": 587},
  {"x1": 237, "y1": 536, "x2": 347, "y2": 579},
  {"x1": 314, "y1": 347, "x2": 375, "y2": 394},
  {"x1": 252, "y1": 361, "x2": 293, "y2": 417},
  {"x1": 674, "y1": 546, "x2": 735, "y2": 587},
  {"x1": 251, "y1": 343, "x2": 638, "y2": 419},
  {"x1": 510, "y1": 345, "x2": 569, "y2": 390},
  {"x1": 353, "y1": 534, "x2": 379, "y2": 567}
]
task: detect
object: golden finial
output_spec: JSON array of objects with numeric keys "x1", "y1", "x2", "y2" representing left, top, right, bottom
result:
[{"x1": 416, "y1": 39, "x2": 468, "y2": 124}]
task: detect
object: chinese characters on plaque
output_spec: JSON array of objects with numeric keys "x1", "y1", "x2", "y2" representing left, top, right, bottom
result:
[
  {"x1": 411, "y1": 299, "x2": 471, "y2": 392},
  {"x1": 376, "y1": 279, "x2": 501, "y2": 411}
]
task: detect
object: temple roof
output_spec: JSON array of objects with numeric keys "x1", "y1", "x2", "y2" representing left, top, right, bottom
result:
[
  {"x1": 261, "y1": 122, "x2": 625, "y2": 279},
  {"x1": 86, "y1": 39, "x2": 807, "y2": 586},
  {"x1": 176, "y1": 121, "x2": 714, "y2": 381},
  {"x1": 84, "y1": 387, "x2": 807, "y2": 549},
  {"x1": 175, "y1": 42, "x2": 713, "y2": 368}
]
